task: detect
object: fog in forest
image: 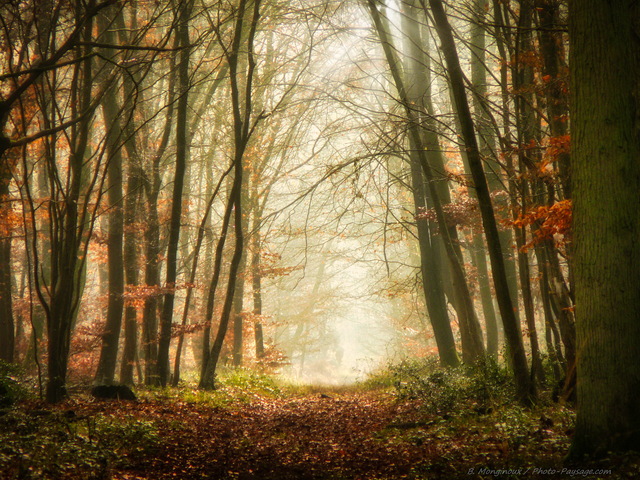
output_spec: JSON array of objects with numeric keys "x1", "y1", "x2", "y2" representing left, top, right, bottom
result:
[{"x1": 0, "y1": 0, "x2": 578, "y2": 404}]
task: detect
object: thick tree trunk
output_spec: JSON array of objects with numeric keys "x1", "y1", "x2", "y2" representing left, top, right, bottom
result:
[{"x1": 569, "y1": 0, "x2": 640, "y2": 457}]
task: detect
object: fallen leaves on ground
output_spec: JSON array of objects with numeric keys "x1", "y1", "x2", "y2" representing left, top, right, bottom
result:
[{"x1": 4, "y1": 389, "x2": 639, "y2": 479}]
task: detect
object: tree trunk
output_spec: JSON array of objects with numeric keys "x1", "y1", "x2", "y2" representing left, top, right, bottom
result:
[
  {"x1": 251, "y1": 233, "x2": 265, "y2": 359},
  {"x1": 370, "y1": 0, "x2": 485, "y2": 363},
  {"x1": 400, "y1": 0, "x2": 459, "y2": 367},
  {"x1": 470, "y1": 0, "x2": 500, "y2": 356},
  {"x1": 427, "y1": 0, "x2": 534, "y2": 403},
  {"x1": 0, "y1": 159, "x2": 14, "y2": 363},
  {"x1": 157, "y1": 0, "x2": 193, "y2": 387},
  {"x1": 232, "y1": 175, "x2": 250, "y2": 367},
  {"x1": 200, "y1": 0, "x2": 261, "y2": 389},
  {"x1": 94, "y1": 16, "x2": 125, "y2": 384},
  {"x1": 569, "y1": 0, "x2": 640, "y2": 456},
  {"x1": 536, "y1": 0, "x2": 570, "y2": 200},
  {"x1": 45, "y1": 6, "x2": 97, "y2": 402},
  {"x1": 120, "y1": 168, "x2": 141, "y2": 385}
]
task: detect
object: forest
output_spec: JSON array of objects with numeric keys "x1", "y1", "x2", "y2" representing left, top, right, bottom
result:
[{"x1": 1, "y1": 0, "x2": 639, "y2": 478}]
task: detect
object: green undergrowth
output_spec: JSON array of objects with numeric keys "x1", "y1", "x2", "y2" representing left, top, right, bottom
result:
[
  {"x1": 0, "y1": 360, "x2": 30, "y2": 408},
  {"x1": 0, "y1": 361, "x2": 584, "y2": 479},
  {"x1": 0, "y1": 407, "x2": 160, "y2": 479},
  {"x1": 367, "y1": 358, "x2": 579, "y2": 475},
  {"x1": 141, "y1": 367, "x2": 285, "y2": 407},
  {"x1": 390, "y1": 357, "x2": 516, "y2": 415}
]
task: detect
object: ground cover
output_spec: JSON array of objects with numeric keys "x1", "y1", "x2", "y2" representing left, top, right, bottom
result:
[{"x1": 1, "y1": 368, "x2": 638, "y2": 479}]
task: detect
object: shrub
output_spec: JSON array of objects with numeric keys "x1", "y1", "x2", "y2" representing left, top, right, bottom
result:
[
  {"x1": 219, "y1": 367, "x2": 282, "y2": 397},
  {"x1": 0, "y1": 360, "x2": 28, "y2": 408},
  {"x1": 0, "y1": 409, "x2": 160, "y2": 479},
  {"x1": 388, "y1": 357, "x2": 514, "y2": 417}
]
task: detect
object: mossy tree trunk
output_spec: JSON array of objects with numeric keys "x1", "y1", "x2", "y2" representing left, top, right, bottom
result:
[{"x1": 569, "y1": 0, "x2": 640, "y2": 457}]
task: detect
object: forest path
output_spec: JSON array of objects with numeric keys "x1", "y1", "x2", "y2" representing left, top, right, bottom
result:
[
  {"x1": 61, "y1": 388, "x2": 581, "y2": 480},
  {"x1": 112, "y1": 390, "x2": 436, "y2": 479},
  {"x1": 56, "y1": 388, "x2": 448, "y2": 479}
]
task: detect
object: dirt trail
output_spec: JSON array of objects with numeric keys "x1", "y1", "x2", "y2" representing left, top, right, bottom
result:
[
  {"x1": 99, "y1": 391, "x2": 435, "y2": 479},
  {"x1": 63, "y1": 389, "x2": 594, "y2": 480}
]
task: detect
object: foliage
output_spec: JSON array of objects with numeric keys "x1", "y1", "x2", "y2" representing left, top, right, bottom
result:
[
  {"x1": 510, "y1": 199, "x2": 572, "y2": 252},
  {"x1": 2, "y1": 378, "x2": 638, "y2": 479},
  {"x1": 388, "y1": 357, "x2": 514, "y2": 417},
  {"x1": 357, "y1": 364, "x2": 399, "y2": 391},
  {"x1": 0, "y1": 407, "x2": 160, "y2": 479},
  {"x1": 145, "y1": 368, "x2": 284, "y2": 408},
  {"x1": 0, "y1": 360, "x2": 29, "y2": 408},
  {"x1": 218, "y1": 367, "x2": 283, "y2": 398}
]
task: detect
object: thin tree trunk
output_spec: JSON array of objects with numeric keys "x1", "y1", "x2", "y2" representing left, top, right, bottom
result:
[
  {"x1": 200, "y1": 0, "x2": 261, "y2": 389},
  {"x1": 400, "y1": 0, "x2": 459, "y2": 367},
  {"x1": 94, "y1": 14, "x2": 126, "y2": 384},
  {"x1": 251, "y1": 230, "x2": 265, "y2": 359},
  {"x1": 0, "y1": 160, "x2": 14, "y2": 363},
  {"x1": 173, "y1": 158, "x2": 231, "y2": 385},
  {"x1": 536, "y1": 0, "x2": 570, "y2": 200},
  {"x1": 120, "y1": 169, "x2": 141, "y2": 385},
  {"x1": 470, "y1": 0, "x2": 499, "y2": 356},
  {"x1": 427, "y1": 0, "x2": 534, "y2": 403},
  {"x1": 157, "y1": 0, "x2": 193, "y2": 387},
  {"x1": 491, "y1": 0, "x2": 521, "y2": 325},
  {"x1": 141, "y1": 56, "x2": 176, "y2": 384},
  {"x1": 370, "y1": 0, "x2": 485, "y2": 363},
  {"x1": 46, "y1": 12, "x2": 96, "y2": 402}
]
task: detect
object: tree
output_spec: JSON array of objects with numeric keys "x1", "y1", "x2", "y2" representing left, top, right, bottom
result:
[
  {"x1": 200, "y1": 0, "x2": 263, "y2": 389},
  {"x1": 426, "y1": 0, "x2": 534, "y2": 403},
  {"x1": 399, "y1": 0, "x2": 458, "y2": 367},
  {"x1": 368, "y1": 0, "x2": 485, "y2": 365},
  {"x1": 569, "y1": 0, "x2": 640, "y2": 457},
  {"x1": 157, "y1": 0, "x2": 194, "y2": 387},
  {"x1": 0, "y1": 152, "x2": 14, "y2": 363},
  {"x1": 94, "y1": 8, "x2": 126, "y2": 385}
]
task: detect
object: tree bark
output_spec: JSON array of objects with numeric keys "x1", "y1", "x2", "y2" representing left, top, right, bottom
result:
[
  {"x1": 251, "y1": 229, "x2": 265, "y2": 359},
  {"x1": 0, "y1": 159, "x2": 14, "y2": 363},
  {"x1": 569, "y1": 0, "x2": 640, "y2": 456},
  {"x1": 200, "y1": 0, "x2": 262, "y2": 389},
  {"x1": 400, "y1": 0, "x2": 459, "y2": 367},
  {"x1": 427, "y1": 0, "x2": 534, "y2": 403},
  {"x1": 94, "y1": 13, "x2": 125, "y2": 384},
  {"x1": 470, "y1": 0, "x2": 499, "y2": 356},
  {"x1": 120, "y1": 168, "x2": 141, "y2": 385},
  {"x1": 369, "y1": 0, "x2": 485, "y2": 364},
  {"x1": 157, "y1": 0, "x2": 193, "y2": 386}
]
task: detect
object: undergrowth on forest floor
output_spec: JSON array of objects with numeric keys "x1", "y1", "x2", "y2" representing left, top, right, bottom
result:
[{"x1": 1, "y1": 362, "x2": 639, "y2": 479}]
